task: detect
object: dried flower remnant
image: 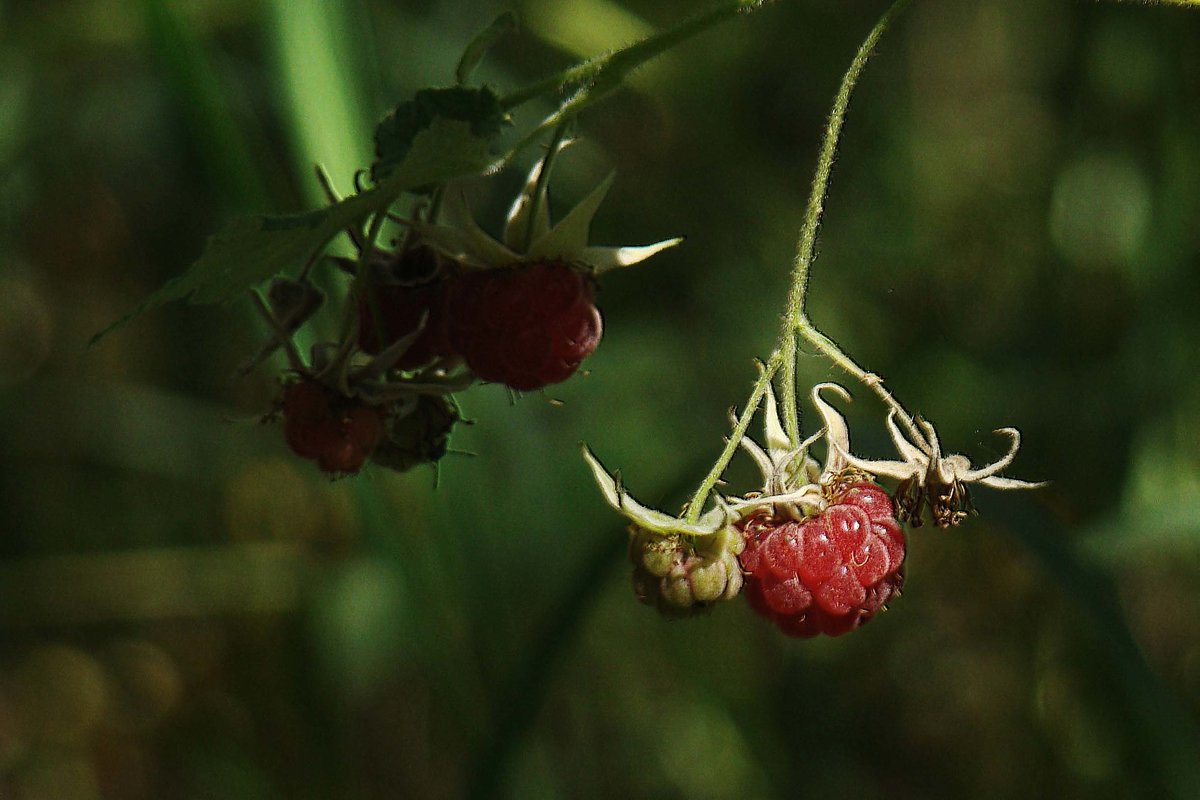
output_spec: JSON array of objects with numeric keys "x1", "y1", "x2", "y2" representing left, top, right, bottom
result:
[{"x1": 833, "y1": 409, "x2": 1046, "y2": 528}]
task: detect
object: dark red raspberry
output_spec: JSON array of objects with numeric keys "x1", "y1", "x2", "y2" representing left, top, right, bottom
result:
[
  {"x1": 280, "y1": 380, "x2": 386, "y2": 475},
  {"x1": 444, "y1": 262, "x2": 602, "y2": 391},
  {"x1": 357, "y1": 280, "x2": 453, "y2": 369},
  {"x1": 739, "y1": 482, "x2": 905, "y2": 638}
]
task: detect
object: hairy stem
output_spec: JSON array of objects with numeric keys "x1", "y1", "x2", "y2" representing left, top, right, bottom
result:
[
  {"x1": 524, "y1": 122, "x2": 571, "y2": 252},
  {"x1": 683, "y1": 0, "x2": 917, "y2": 522},
  {"x1": 490, "y1": 4, "x2": 774, "y2": 183},
  {"x1": 778, "y1": 0, "x2": 912, "y2": 443},
  {"x1": 500, "y1": 0, "x2": 771, "y2": 112},
  {"x1": 320, "y1": 209, "x2": 387, "y2": 388},
  {"x1": 796, "y1": 322, "x2": 926, "y2": 446},
  {"x1": 684, "y1": 352, "x2": 782, "y2": 525}
]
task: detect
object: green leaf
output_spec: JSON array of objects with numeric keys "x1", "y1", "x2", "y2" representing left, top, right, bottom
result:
[
  {"x1": 91, "y1": 112, "x2": 506, "y2": 345},
  {"x1": 89, "y1": 188, "x2": 385, "y2": 345},
  {"x1": 456, "y1": 11, "x2": 519, "y2": 86},
  {"x1": 372, "y1": 86, "x2": 509, "y2": 183},
  {"x1": 390, "y1": 116, "x2": 501, "y2": 189}
]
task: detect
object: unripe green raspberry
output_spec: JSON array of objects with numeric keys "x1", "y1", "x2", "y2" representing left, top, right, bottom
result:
[
  {"x1": 628, "y1": 524, "x2": 745, "y2": 618},
  {"x1": 370, "y1": 395, "x2": 458, "y2": 472}
]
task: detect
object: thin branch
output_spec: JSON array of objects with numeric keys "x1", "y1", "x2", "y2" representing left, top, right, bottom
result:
[{"x1": 777, "y1": 0, "x2": 911, "y2": 443}]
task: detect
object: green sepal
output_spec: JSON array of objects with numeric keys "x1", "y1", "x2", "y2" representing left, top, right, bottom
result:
[
  {"x1": 526, "y1": 172, "x2": 614, "y2": 262},
  {"x1": 582, "y1": 444, "x2": 732, "y2": 537}
]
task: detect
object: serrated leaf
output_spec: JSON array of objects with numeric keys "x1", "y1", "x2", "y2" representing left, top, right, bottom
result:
[
  {"x1": 388, "y1": 117, "x2": 499, "y2": 190},
  {"x1": 372, "y1": 86, "x2": 508, "y2": 183},
  {"x1": 456, "y1": 11, "x2": 518, "y2": 86},
  {"x1": 92, "y1": 114, "x2": 508, "y2": 345},
  {"x1": 90, "y1": 188, "x2": 386, "y2": 345}
]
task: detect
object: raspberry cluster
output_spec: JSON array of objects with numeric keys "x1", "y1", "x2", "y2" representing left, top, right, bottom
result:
[
  {"x1": 738, "y1": 482, "x2": 905, "y2": 638},
  {"x1": 244, "y1": 132, "x2": 681, "y2": 478},
  {"x1": 272, "y1": 252, "x2": 605, "y2": 478},
  {"x1": 281, "y1": 379, "x2": 387, "y2": 475}
]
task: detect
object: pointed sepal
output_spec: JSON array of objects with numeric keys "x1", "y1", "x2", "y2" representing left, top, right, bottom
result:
[
  {"x1": 580, "y1": 237, "x2": 683, "y2": 275},
  {"x1": 582, "y1": 444, "x2": 732, "y2": 537},
  {"x1": 527, "y1": 172, "x2": 615, "y2": 261},
  {"x1": 503, "y1": 141, "x2": 572, "y2": 251}
]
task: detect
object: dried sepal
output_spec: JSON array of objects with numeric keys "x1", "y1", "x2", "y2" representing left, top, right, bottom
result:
[{"x1": 818, "y1": 393, "x2": 1046, "y2": 528}]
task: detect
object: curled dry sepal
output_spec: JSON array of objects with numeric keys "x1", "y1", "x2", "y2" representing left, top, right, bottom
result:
[
  {"x1": 584, "y1": 382, "x2": 1044, "y2": 637},
  {"x1": 833, "y1": 408, "x2": 1047, "y2": 528}
]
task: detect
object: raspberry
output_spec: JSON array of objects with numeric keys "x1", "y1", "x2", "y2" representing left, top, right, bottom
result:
[
  {"x1": 357, "y1": 279, "x2": 453, "y2": 369},
  {"x1": 280, "y1": 380, "x2": 387, "y2": 475},
  {"x1": 444, "y1": 262, "x2": 602, "y2": 390},
  {"x1": 629, "y1": 525, "x2": 744, "y2": 618},
  {"x1": 739, "y1": 482, "x2": 905, "y2": 638}
]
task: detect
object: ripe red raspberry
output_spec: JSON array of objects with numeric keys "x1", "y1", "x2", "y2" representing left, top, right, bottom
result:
[
  {"x1": 357, "y1": 279, "x2": 454, "y2": 369},
  {"x1": 444, "y1": 262, "x2": 602, "y2": 391},
  {"x1": 739, "y1": 482, "x2": 905, "y2": 638},
  {"x1": 281, "y1": 380, "x2": 386, "y2": 475}
]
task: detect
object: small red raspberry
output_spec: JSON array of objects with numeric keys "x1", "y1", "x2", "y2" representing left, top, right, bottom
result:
[
  {"x1": 281, "y1": 380, "x2": 387, "y2": 475},
  {"x1": 444, "y1": 262, "x2": 602, "y2": 391},
  {"x1": 739, "y1": 482, "x2": 905, "y2": 638}
]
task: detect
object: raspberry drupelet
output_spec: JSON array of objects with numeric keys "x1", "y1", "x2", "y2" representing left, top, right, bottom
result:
[{"x1": 739, "y1": 482, "x2": 905, "y2": 638}]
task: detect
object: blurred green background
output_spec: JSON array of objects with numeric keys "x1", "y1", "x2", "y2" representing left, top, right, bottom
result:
[{"x1": 1, "y1": 0, "x2": 1199, "y2": 798}]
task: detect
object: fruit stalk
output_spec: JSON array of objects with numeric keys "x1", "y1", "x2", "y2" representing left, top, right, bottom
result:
[
  {"x1": 684, "y1": 0, "x2": 914, "y2": 526},
  {"x1": 779, "y1": 0, "x2": 913, "y2": 444},
  {"x1": 497, "y1": 0, "x2": 772, "y2": 112},
  {"x1": 682, "y1": 352, "x2": 781, "y2": 525},
  {"x1": 320, "y1": 209, "x2": 389, "y2": 388}
]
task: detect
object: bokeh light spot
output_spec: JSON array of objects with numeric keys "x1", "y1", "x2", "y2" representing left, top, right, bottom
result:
[{"x1": 1050, "y1": 149, "x2": 1151, "y2": 271}]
